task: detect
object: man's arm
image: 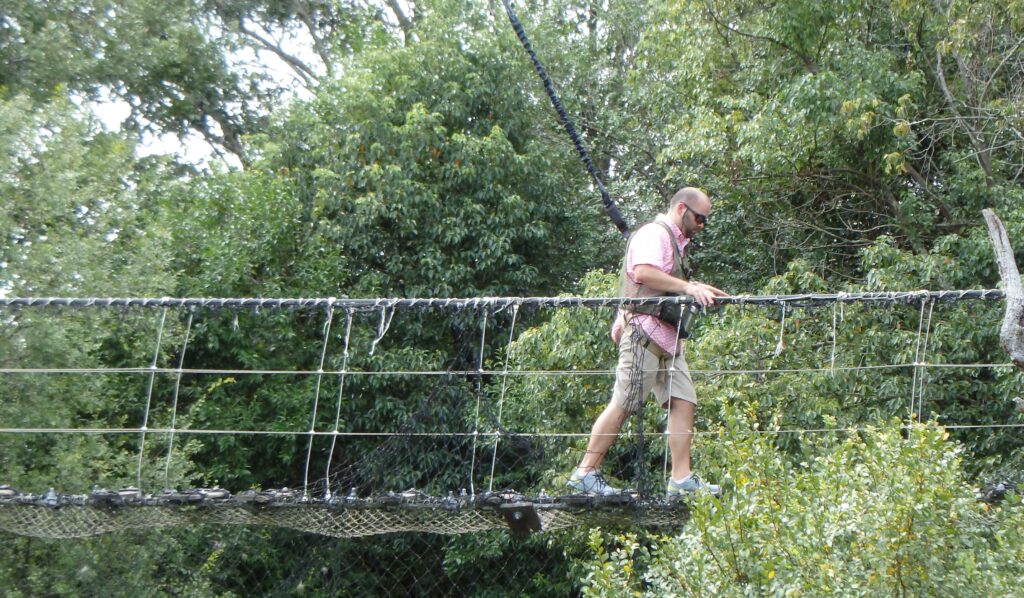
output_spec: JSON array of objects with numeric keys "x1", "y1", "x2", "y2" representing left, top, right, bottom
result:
[{"x1": 634, "y1": 265, "x2": 728, "y2": 307}]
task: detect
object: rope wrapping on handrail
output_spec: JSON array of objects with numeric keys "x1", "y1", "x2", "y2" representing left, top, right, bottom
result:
[
  {"x1": 0, "y1": 289, "x2": 1005, "y2": 311},
  {"x1": 499, "y1": 0, "x2": 630, "y2": 237}
]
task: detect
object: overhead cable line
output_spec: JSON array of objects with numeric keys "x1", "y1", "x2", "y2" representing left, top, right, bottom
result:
[{"x1": 499, "y1": 0, "x2": 630, "y2": 237}]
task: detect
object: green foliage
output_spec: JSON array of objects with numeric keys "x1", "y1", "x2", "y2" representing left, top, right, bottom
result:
[
  {"x1": 582, "y1": 421, "x2": 1024, "y2": 596},
  {"x1": 257, "y1": 25, "x2": 605, "y2": 299},
  {"x1": 617, "y1": 0, "x2": 1024, "y2": 290},
  {"x1": 0, "y1": 94, "x2": 189, "y2": 494},
  {"x1": 2, "y1": 530, "x2": 221, "y2": 597},
  {"x1": 0, "y1": 95, "x2": 176, "y2": 297},
  {"x1": 1, "y1": 0, "x2": 254, "y2": 160}
]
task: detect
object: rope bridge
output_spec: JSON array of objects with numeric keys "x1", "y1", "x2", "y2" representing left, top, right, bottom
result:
[{"x1": 0, "y1": 290, "x2": 1015, "y2": 539}]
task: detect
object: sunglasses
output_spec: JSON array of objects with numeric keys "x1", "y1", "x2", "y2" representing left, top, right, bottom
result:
[{"x1": 684, "y1": 205, "x2": 709, "y2": 226}]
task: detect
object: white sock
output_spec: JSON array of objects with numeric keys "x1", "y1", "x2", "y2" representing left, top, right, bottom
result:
[{"x1": 673, "y1": 475, "x2": 693, "y2": 484}]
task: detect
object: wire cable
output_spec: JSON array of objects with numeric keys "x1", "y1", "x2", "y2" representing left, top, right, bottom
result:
[
  {"x1": 136, "y1": 308, "x2": 167, "y2": 491},
  {"x1": 500, "y1": 0, "x2": 630, "y2": 236}
]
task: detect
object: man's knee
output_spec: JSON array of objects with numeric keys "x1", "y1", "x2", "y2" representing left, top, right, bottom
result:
[{"x1": 665, "y1": 396, "x2": 697, "y2": 411}]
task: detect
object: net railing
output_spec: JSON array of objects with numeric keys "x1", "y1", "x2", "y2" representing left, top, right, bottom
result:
[{"x1": 0, "y1": 290, "x2": 1015, "y2": 541}]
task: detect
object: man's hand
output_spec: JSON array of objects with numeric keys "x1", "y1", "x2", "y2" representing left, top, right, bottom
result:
[
  {"x1": 633, "y1": 265, "x2": 729, "y2": 307},
  {"x1": 684, "y1": 281, "x2": 729, "y2": 307}
]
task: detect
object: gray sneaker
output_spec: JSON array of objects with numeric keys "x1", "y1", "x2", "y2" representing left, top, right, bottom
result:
[
  {"x1": 666, "y1": 474, "x2": 722, "y2": 499},
  {"x1": 566, "y1": 470, "x2": 621, "y2": 496}
]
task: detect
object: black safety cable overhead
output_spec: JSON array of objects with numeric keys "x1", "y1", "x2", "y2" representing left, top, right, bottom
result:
[{"x1": 499, "y1": 0, "x2": 631, "y2": 238}]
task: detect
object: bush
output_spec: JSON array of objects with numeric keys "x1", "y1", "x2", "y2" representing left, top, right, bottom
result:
[{"x1": 582, "y1": 419, "x2": 1024, "y2": 596}]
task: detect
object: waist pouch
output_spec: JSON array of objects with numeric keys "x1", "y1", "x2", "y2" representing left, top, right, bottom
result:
[{"x1": 628, "y1": 299, "x2": 700, "y2": 339}]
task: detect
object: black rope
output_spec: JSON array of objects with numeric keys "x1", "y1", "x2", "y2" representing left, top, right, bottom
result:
[{"x1": 499, "y1": 0, "x2": 630, "y2": 238}]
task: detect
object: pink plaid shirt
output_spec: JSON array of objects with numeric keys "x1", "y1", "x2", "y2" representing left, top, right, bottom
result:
[{"x1": 611, "y1": 214, "x2": 690, "y2": 355}]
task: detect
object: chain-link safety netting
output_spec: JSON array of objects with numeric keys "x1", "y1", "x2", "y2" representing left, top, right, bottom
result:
[{"x1": 0, "y1": 487, "x2": 691, "y2": 538}]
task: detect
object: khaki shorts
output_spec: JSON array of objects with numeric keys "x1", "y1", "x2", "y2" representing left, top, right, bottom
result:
[{"x1": 611, "y1": 325, "x2": 697, "y2": 413}]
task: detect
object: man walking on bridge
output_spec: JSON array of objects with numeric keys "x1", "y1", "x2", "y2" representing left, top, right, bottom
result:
[{"x1": 567, "y1": 187, "x2": 728, "y2": 498}]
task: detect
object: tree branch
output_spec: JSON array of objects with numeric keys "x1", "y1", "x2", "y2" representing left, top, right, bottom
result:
[
  {"x1": 935, "y1": 48, "x2": 991, "y2": 178},
  {"x1": 902, "y1": 161, "x2": 952, "y2": 221},
  {"x1": 237, "y1": 20, "x2": 317, "y2": 89},
  {"x1": 983, "y1": 209, "x2": 1024, "y2": 371},
  {"x1": 705, "y1": 3, "x2": 819, "y2": 74},
  {"x1": 384, "y1": 0, "x2": 415, "y2": 43},
  {"x1": 981, "y1": 35, "x2": 1024, "y2": 102},
  {"x1": 294, "y1": 6, "x2": 334, "y2": 78}
]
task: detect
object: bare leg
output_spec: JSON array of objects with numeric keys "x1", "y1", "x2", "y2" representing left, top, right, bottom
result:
[
  {"x1": 667, "y1": 397, "x2": 695, "y2": 480},
  {"x1": 576, "y1": 403, "x2": 629, "y2": 472}
]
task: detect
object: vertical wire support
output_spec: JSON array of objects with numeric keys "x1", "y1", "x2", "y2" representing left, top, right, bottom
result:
[
  {"x1": 487, "y1": 304, "x2": 520, "y2": 493},
  {"x1": 830, "y1": 302, "x2": 839, "y2": 376},
  {"x1": 773, "y1": 303, "x2": 787, "y2": 357},
  {"x1": 369, "y1": 304, "x2": 395, "y2": 356},
  {"x1": 468, "y1": 309, "x2": 489, "y2": 497},
  {"x1": 136, "y1": 307, "x2": 169, "y2": 491},
  {"x1": 910, "y1": 300, "x2": 927, "y2": 419},
  {"x1": 661, "y1": 309, "x2": 688, "y2": 493},
  {"x1": 323, "y1": 310, "x2": 354, "y2": 496},
  {"x1": 163, "y1": 308, "x2": 195, "y2": 488},
  {"x1": 916, "y1": 300, "x2": 936, "y2": 420},
  {"x1": 302, "y1": 303, "x2": 335, "y2": 499}
]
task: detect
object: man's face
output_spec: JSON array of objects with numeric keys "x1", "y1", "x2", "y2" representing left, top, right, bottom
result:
[{"x1": 679, "y1": 197, "x2": 710, "y2": 238}]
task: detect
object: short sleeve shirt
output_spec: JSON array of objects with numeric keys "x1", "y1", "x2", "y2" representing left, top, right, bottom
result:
[{"x1": 611, "y1": 214, "x2": 690, "y2": 354}]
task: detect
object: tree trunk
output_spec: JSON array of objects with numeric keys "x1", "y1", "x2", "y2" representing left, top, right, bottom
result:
[{"x1": 983, "y1": 209, "x2": 1024, "y2": 371}]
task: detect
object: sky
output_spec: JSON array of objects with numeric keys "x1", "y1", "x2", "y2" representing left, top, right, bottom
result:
[{"x1": 91, "y1": 95, "x2": 238, "y2": 169}]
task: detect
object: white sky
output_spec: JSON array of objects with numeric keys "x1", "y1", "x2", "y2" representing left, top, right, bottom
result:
[{"x1": 91, "y1": 96, "x2": 238, "y2": 168}]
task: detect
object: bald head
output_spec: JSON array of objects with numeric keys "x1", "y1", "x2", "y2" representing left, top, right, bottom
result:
[{"x1": 669, "y1": 187, "x2": 710, "y2": 213}]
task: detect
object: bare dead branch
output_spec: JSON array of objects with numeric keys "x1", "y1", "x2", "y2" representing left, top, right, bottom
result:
[
  {"x1": 936, "y1": 48, "x2": 992, "y2": 178},
  {"x1": 982, "y1": 35, "x2": 1024, "y2": 101},
  {"x1": 983, "y1": 209, "x2": 1024, "y2": 371}
]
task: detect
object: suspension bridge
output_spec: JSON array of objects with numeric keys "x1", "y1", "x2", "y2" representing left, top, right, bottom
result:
[{"x1": 1, "y1": 289, "x2": 1018, "y2": 540}]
